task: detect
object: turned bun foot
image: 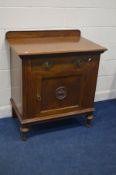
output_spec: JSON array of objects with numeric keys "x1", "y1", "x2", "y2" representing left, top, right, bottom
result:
[
  {"x1": 20, "y1": 126, "x2": 29, "y2": 141},
  {"x1": 85, "y1": 114, "x2": 94, "y2": 128}
]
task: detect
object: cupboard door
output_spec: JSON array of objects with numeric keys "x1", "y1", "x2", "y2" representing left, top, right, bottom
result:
[{"x1": 33, "y1": 72, "x2": 85, "y2": 117}]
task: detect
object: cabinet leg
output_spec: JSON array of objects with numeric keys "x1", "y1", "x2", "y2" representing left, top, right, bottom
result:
[
  {"x1": 12, "y1": 107, "x2": 17, "y2": 118},
  {"x1": 85, "y1": 113, "x2": 94, "y2": 128},
  {"x1": 20, "y1": 126, "x2": 29, "y2": 141}
]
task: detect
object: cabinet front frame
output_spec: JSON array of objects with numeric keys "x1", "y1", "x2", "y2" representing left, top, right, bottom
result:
[{"x1": 22, "y1": 53, "x2": 100, "y2": 120}]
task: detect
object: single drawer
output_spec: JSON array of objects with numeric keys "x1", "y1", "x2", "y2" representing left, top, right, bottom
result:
[{"x1": 31, "y1": 54, "x2": 97, "y2": 74}]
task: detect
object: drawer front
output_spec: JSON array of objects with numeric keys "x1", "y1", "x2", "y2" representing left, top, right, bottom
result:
[{"x1": 31, "y1": 54, "x2": 97, "y2": 74}]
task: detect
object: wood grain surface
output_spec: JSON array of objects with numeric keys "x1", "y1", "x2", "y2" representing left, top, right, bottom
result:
[{"x1": 6, "y1": 30, "x2": 107, "y2": 56}]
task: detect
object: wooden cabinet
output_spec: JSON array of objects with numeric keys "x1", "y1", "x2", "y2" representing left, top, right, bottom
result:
[{"x1": 6, "y1": 30, "x2": 107, "y2": 140}]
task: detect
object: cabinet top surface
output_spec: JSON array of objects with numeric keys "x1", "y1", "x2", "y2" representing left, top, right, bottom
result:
[{"x1": 6, "y1": 30, "x2": 107, "y2": 56}]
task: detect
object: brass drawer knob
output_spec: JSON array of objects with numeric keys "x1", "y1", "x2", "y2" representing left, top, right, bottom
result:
[
  {"x1": 73, "y1": 57, "x2": 93, "y2": 67},
  {"x1": 74, "y1": 59, "x2": 82, "y2": 67},
  {"x1": 42, "y1": 61, "x2": 54, "y2": 69}
]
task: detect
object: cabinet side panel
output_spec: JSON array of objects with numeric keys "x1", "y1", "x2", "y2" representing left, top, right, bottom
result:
[
  {"x1": 82, "y1": 56, "x2": 100, "y2": 108},
  {"x1": 22, "y1": 58, "x2": 34, "y2": 118},
  {"x1": 10, "y1": 48, "x2": 23, "y2": 115}
]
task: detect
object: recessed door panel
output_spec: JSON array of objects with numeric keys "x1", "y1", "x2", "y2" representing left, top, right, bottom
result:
[
  {"x1": 33, "y1": 71, "x2": 85, "y2": 117},
  {"x1": 41, "y1": 75, "x2": 81, "y2": 111}
]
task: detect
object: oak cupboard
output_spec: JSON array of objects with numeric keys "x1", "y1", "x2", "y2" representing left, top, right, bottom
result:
[{"x1": 6, "y1": 30, "x2": 107, "y2": 140}]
